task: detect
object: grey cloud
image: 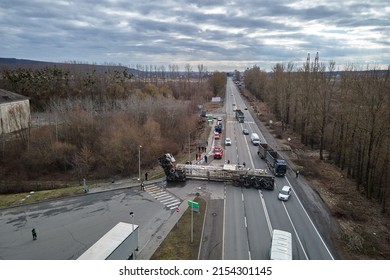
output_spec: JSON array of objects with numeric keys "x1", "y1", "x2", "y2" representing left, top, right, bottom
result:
[{"x1": 0, "y1": 0, "x2": 388, "y2": 71}]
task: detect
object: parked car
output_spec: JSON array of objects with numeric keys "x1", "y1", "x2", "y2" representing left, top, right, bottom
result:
[
  {"x1": 243, "y1": 128, "x2": 249, "y2": 135},
  {"x1": 225, "y1": 137, "x2": 232, "y2": 146},
  {"x1": 278, "y1": 186, "x2": 292, "y2": 201},
  {"x1": 214, "y1": 132, "x2": 221, "y2": 140}
]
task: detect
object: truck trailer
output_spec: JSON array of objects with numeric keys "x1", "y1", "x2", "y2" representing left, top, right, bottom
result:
[
  {"x1": 158, "y1": 154, "x2": 275, "y2": 190},
  {"x1": 270, "y1": 229, "x2": 292, "y2": 260},
  {"x1": 77, "y1": 222, "x2": 138, "y2": 260},
  {"x1": 258, "y1": 143, "x2": 271, "y2": 159}
]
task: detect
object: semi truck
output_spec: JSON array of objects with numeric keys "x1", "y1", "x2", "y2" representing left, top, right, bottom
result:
[
  {"x1": 158, "y1": 153, "x2": 274, "y2": 190},
  {"x1": 258, "y1": 143, "x2": 287, "y2": 176},
  {"x1": 235, "y1": 109, "x2": 244, "y2": 123},
  {"x1": 266, "y1": 150, "x2": 287, "y2": 176}
]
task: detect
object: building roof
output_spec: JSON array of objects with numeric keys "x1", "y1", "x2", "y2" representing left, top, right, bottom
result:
[{"x1": 0, "y1": 89, "x2": 28, "y2": 104}]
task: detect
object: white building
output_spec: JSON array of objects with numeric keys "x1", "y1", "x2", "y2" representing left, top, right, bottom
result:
[{"x1": 0, "y1": 89, "x2": 30, "y2": 134}]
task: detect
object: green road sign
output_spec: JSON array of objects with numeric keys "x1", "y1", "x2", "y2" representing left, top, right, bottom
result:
[
  {"x1": 188, "y1": 200, "x2": 199, "y2": 208},
  {"x1": 188, "y1": 200, "x2": 199, "y2": 212}
]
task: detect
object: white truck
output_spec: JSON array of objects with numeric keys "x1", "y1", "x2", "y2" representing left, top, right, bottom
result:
[
  {"x1": 77, "y1": 222, "x2": 139, "y2": 260},
  {"x1": 270, "y1": 229, "x2": 292, "y2": 260}
]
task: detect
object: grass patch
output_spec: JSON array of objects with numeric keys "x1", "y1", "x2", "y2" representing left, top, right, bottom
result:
[
  {"x1": 0, "y1": 185, "x2": 84, "y2": 209},
  {"x1": 151, "y1": 197, "x2": 206, "y2": 260}
]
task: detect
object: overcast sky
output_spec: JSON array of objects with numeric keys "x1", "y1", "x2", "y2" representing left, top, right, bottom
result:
[{"x1": 1, "y1": 0, "x2": 389, "y2": 72}]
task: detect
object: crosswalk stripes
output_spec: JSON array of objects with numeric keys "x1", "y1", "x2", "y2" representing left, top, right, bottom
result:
[{"x1": 143, "y1": 184, "x2": 181, "y2": 209}]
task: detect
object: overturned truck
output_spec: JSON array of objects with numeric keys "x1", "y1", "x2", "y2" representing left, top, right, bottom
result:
[{"x1": 158, "y1": 153, "x2": 274, "y2": 190}]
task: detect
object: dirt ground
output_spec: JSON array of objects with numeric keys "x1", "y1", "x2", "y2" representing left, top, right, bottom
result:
[{"x1": 253, "y1": 100, "x2": 390, "y2": 259}]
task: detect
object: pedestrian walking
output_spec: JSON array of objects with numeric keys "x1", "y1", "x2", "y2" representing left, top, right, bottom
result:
[
  {"x1": 204, "y1": 155, "x2": 208, "y2": 163},
  {"x1": 296, "y1": 170, "x2": 300, "y2": 178},
  {"x1": 141, "y1": 182, "x2": 144, "y2": 191},
  {"x1": 196, "y1": 153, "x2": 198, "y2": 160},
  {"x1": 243, "y1": 162, "x2": 246, "y2": 168},
  {"x1": 145, "y1": 172, "x2": 148, "y2": 181},
  {"x1": 32, "y1": 228, "x2": 37, "y2": 240}
]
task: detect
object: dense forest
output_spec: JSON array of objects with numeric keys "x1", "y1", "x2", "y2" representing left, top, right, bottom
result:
[
  {"x1": 243, "y1": 61, "x2": 390, "y2": 213},
  {"x1": 0, "y1": 62, "x2": 227, "y2": 192}
]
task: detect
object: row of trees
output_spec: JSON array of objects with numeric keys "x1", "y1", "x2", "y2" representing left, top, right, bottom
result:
[
  {"x1": 0, "y1": 63, "x2": 214, "y2": 111},
  {"x1": 0, "y1": 64, "x2": 227, "y2": 191},
  {"x1": 244, "y1": 62, "x2": 390, "y2": 213}
]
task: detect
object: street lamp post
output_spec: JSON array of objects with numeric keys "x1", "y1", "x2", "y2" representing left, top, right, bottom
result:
[
  {"x1": 130, "y1": 211, "x2": 135, "y2": 259},
  {"x1": 138, "y1": 145, "x2": 142, "y2": 181},
  {"x1": 188, "y1": 132, "x2": 191, "y2": 162}
]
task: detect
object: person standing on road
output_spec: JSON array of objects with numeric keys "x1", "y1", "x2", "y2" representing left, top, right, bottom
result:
[
  {"x1": 32, "y1": 228, "x2": 37, "y2": 240},
  {"x1": 296, "y1": 170, "x2": 300, "y2": 178}
]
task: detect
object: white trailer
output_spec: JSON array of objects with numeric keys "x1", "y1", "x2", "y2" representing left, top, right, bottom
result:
[
  {"x1": 77, "y1": 222, "x2": 139, "y2": 260},
  {"x1": 270, "y1": 229, "x2": 292, "y2": 260}
]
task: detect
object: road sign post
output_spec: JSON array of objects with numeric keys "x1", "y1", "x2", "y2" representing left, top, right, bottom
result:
[{"x1": 188, "y1": 200, "x2": 199, "y2": 243}]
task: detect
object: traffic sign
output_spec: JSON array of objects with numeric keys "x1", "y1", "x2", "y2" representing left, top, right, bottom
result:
[{"x1": 188, "y1": 200, "x2": 199, "y2": 212}]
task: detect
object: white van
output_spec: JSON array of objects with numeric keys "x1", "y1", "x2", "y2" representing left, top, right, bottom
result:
[
  {"x1": 270, "y1": 229, "x2": 292, "y2": 260},
  {"x1": 250, "y1": 133, "x2": 260, "y2": 145}
]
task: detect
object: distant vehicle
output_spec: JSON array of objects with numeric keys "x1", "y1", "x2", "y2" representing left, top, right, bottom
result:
[
  {"x1": 214, "y1": 132, "x2": 221, "y2": 140},
  {"x1": 250, "y1": 133, "x2": 260, "y2": 145},
  {"x1": 270, "y1": 229, "x2": 292, "y2": 260},
  {"x1": 278, "y1": 186, "x2": 292, "y2": 201},
  {"x1": 217, "y1": 116, "x2": 222, "y2": 121},
  {"x1": 244, "y1": 107, "x2": 248, "y2": 110},
  {"x1": 266, "y1": 150, "x2": 287, "y2": 176},
  {"x1": 257, "y1": 143, "x2": 287, "y2": 176},
  {"x1": 215, "y1": 123, "x2": 223, "y2": 133},
  {"x1": 243, "y1": 128, "x2": 249, "y2": 135},
  {"x1": 225, "y1": 138, "x2": 232, "y2": 146},
  {"x1": 235, "y1": 109, "x2": 245, "y2": 123},
  {"x1": 213, "y1": 146, "x2": 223, "y2": 159}
]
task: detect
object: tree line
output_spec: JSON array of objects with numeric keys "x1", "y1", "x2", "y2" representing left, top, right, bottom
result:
[
  {"x1": 244, "y1": 61, "x2": 390, "y2": 213},
  {"x1": 0, "y1": 64, "x2": 227, "y2": 193}
]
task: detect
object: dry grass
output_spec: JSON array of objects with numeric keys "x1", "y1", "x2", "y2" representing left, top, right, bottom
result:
[
  {"x1": 0, "y1": 185, "x2": 84, "y2": 208},
  {"x1": 150, "y1": 197, "x2": 206, "y2": 260}
]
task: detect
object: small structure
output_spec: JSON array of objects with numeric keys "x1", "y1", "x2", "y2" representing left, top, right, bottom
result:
[
  {"x1": 211, "y1": 96, "x2": 222, "y2": 106},
  {"x1": 0, "y1": 89, "x2": 30, "y2": 134}
]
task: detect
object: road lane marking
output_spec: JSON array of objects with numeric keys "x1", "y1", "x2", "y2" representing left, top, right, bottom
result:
[{"x1": 285, "y1": 176, "x2": 335, "y2": 260}]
